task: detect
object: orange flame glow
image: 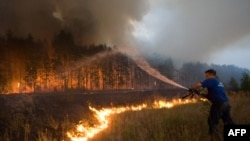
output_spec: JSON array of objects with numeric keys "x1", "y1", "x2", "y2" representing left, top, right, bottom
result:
[{"x1": 67, "y1": 98, "x2": 199, "y2": 141}]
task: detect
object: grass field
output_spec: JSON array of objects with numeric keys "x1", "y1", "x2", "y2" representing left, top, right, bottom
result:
[
  {"x1": 0, "y1": 90, "x2": 249, "y2": 141},
  {"x1": 89, "y1": 92, "x2": 250, "y2": 141}
]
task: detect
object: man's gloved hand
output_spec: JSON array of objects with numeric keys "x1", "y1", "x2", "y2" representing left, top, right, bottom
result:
[
  {"x1": 188, "y1": 88, "x2": 195, "y2": 92},
  {"x1": 193, "y1": 89, "x2": 200, "y2": 95},
  {"x1": 188, "y1": 88, "x2": 200, "y2": 95}
]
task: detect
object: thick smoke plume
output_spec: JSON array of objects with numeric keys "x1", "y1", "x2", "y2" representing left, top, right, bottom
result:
[
  {"x1": 0, "y1": 0, "x2": 149, "y2": 45},
  {"x1": 1, "y1": 0, "x2": 250, "y2": 68}
]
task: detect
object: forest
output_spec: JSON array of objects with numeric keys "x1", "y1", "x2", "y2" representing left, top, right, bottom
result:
[{"x1": 0, "y1": 29, "x2": 250, "y2": 94}]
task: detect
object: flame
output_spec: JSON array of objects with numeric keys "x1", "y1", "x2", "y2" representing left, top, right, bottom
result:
[{"x1": 67, "y1": 98, "x2": 199, "y2": 141}]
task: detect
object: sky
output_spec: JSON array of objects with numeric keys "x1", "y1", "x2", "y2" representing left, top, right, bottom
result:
[{"x1": 0, "y1": 0, "x2": 250, "y2": 69}]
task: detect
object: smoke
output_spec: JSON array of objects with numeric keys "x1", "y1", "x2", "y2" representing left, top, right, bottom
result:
[
  {"x1": 0, "y1": 0, "x2": 149, "y2": 45},
  {"x1": 132, "y1": 0, "x2": 250, "y2": 67},
  {"x1": 0, "y1": 0, "x2": 58, "y2": 40},
  {"x1": 1, "y1": 0, "x2": 249, "y2": 65}
]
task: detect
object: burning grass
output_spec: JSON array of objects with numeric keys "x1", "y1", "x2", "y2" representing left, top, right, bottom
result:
[
  {"x1": 69, "y1": 92, "x2": 250, "y2": 141},
  {"x1": 88, "y1": 101, "x2": 210, "y2": 141},
  {"x1": 67, "y1": 98, "x2": 197, "y2": 141},
  {"x1": 0, "y1": 91, "x2": 249, "y2": 141}
]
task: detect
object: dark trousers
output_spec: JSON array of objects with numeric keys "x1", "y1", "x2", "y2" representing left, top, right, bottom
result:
[{"x1": 208, "y1": 102, "x2": 235, "y2": 136}]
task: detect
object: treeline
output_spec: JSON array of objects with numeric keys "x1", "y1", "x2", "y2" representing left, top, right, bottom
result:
[
  {"x1": 0, "y1": 30, "x2": 172, "y2": 93},
  {"x1": 0, "y1": 30, "x2": 249, "y2": 94},
  {"x1": 178, "y1": 62, "x2": 250, "y2": 91},
  {"x1": 146, "y1": 54, "x2": 250, "y2": 91}
]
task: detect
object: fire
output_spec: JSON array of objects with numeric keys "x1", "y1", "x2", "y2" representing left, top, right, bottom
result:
[{"x1": 67, "y1": 98, "x2": 198, "y2": 141}]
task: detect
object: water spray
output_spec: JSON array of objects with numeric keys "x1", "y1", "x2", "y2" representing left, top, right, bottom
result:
[
  {"x1": 131, "y1": 55, "x2": 188, "y2": 90},
  {"x1": 117, "y1": 47, "x2": 188, "y2": 90}
]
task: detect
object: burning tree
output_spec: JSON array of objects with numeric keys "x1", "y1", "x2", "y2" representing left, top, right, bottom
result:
[{"x1": 23, "y1": 63, "x2": 37, "y2": 93}]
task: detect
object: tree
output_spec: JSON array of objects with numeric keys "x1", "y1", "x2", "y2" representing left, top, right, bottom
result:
[
  {"x1": 0, "y1": 74, "x2": 7, "y2": 93},
  {"x1": 240, "y1": 72, "x2": 250, "y2": 91},
  {"x1": 228, "y1": 77, "x2": 239, "y2": 91},
  {"x1": 23, "y1": 61, "x2": 38, "y2": 93},
  {"x1": 179, "y1": 62, "x2": 209, "y2": 86}
]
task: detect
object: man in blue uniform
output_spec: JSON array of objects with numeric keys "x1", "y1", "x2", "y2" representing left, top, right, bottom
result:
[{"x1": 191, "y1": 69, "x2": 235, "y2": 140}]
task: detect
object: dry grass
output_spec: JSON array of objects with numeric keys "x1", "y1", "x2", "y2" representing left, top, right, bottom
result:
[{"x1": 229, "y1": 91, "x2": 250, "y2": 124}]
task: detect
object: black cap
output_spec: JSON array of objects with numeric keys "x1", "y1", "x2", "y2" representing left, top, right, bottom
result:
[{"x1": 205, "y1": 69, "x2": 216, "y2": 75}]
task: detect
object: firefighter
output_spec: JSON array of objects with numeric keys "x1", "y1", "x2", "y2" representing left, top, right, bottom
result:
[{"x1": 190, "y1": 69, "x2": 235, "y2": 141}]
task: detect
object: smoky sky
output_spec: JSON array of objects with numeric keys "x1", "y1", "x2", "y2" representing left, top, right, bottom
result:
[
  {"x1": 133, "y1": 0, "x2": 250, "y2": 68},
  {"x1": 1, "y1": 0, "x2": 250, "y2": 68}
]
